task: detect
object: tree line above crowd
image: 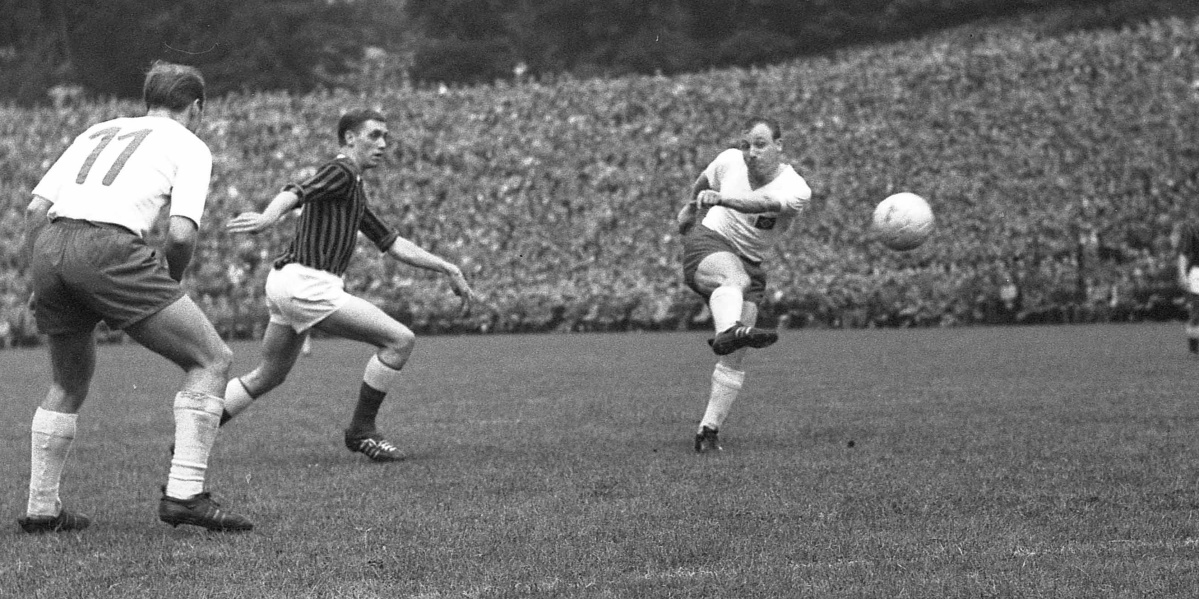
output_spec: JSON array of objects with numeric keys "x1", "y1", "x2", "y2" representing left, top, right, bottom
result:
[{"x1": 2, "y1": 0, "x2": 1197, "y2": 104}]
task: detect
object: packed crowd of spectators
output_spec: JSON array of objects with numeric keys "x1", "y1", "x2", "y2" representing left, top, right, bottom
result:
[{"x1": 1, "y1": 18, "x2": 1196, "y2": 348}]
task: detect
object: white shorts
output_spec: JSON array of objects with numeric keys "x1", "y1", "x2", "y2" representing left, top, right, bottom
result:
[
  {"x1": 265, "y1": 263, "x2": 351, "y2": 332},
  {"x1": 1189, "y1": 266, "x2": 1199, "y2": 295}
]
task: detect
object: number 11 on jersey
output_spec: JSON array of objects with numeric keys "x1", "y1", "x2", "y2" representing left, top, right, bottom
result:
[{"x1": 75, "y1": 127, "x2": 152, "y2": 186}]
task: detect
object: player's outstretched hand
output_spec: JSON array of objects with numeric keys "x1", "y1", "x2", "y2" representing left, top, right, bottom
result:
[
  {"x1": 226, "y1": 212, "x2": 275, "y2": 235},
  {"x1": 447, "y1": 268, "x2": 480, "y2": 316}
]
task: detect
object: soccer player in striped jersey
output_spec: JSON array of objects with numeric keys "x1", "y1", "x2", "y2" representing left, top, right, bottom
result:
[
  {"x1": 677, "y1": 117, "x2": 812, "y2": 453},
  {"x1": 1175, "y1": 221, "x2": 1199, "y2": 354},
  {"x1": 224, "y1": 109, "x2": 479, "y2": 461},
  {"x1": 20, "y1": 61, "x2": 251, "y2": 532}
]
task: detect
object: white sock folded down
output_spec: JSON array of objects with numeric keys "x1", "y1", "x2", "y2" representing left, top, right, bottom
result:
[
  {"x1": 223, "y1": 377, "x2": 255, "y2": 419},
  {"x1": 362, "y1": 354, "x2": 403, "y2": 392}
]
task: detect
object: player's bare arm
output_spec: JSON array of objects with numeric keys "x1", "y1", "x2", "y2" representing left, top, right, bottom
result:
[
  {"x1": 385, "y1": 236, "x2": 479, "y2": 313},
  {"x1": 163, "y1": 216, "x2": 200, "y2": 282},
  {"x1": 1179, "y1": 254, "x2": 1191, "y2": 289},
  {"x1": 677, "y1": 173, "x2": 711, "y2": 235},
  {"x1": 696, "y1": 189, "x2": 788, "y2": 214},
  {"x1": 226, "y1": 190, "x2": 302, "y2": 234},
  {"x1": 23, "y1": 195, "x2": 53, "y2": 264}
]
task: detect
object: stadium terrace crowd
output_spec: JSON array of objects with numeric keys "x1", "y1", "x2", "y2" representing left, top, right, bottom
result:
[{"x1": 1, "y1": 18, "x2": 1197, "y2": 348}]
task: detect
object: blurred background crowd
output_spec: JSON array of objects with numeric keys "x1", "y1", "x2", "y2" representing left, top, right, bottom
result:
[{"x1": 1, "y1": 15, "x2": 1197, "y2": 348}]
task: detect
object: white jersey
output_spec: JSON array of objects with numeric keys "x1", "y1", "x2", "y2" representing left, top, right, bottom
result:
[
  {"x1": 700, "y1": 148, "x2": 811, "y2": 263},
  {"x1": 32, "y1": 115, "x2": 212, "y2": 237}
]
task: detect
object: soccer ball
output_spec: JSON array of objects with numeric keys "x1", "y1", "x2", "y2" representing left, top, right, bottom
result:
[{"x1": 871, "y1": 192, "x2": 935, "y2": 251}]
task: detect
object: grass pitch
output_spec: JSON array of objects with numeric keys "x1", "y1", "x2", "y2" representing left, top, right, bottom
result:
[{"x1": 3, "y1": 324, "x2": 1199, "y2": 598}]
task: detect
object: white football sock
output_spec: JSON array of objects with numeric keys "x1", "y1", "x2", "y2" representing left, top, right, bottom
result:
[
  {"x1": 699, "y1": 363, "x2": 745, "y2": 433},
  {"x1": 166, "y1": 391, "x2": 222, "y2": 500},
  {"x1": 363, "y1": 354, "x2": 404, "y2": 392},
  {"x1": 223, "y1": 377, "x2": 255, "y2": 418},
  {"x1": 709, "y1": 286, "x2": 744, "y2": 334},
  {"x1": 27, "y1": 408, "x2": 78, "y2": 517}
]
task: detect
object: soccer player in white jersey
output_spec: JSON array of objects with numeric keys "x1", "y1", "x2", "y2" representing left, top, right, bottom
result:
[
  {"x1": 19, "y1": 61, "x2": 252, "y2": 532},
  {"x1": 677, "y1": 117, "x2": 812, "y2": 453}
]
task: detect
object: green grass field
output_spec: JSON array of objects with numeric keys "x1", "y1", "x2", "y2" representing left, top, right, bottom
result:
[{"x1": 3, "y1": 324, "x2": 1199, "y2": 598}]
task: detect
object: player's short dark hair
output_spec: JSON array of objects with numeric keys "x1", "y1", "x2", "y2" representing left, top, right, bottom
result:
[
  {"x1": 744, "y1": 116, "x2": 782, "y2": 140},
  {"x1": 338, "y1": 109, "x2": 387, "y2": 145},
  {"x1": 143, "y1": 61, "x2": 205, "y2": 112}
]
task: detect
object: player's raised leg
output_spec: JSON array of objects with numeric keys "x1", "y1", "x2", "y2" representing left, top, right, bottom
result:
[
  {"x1": 315, "y1": 295, "x2": 415, "y2": 462},
  {"x1": 125, "y1": 296, "x2": 253, "y2": 531},
  {"x1": 693, "y1": 252, "x2": 777, "y2": 356},
  {"x1": 19, "y1": 330, "x2": 95, "y2": 533}
]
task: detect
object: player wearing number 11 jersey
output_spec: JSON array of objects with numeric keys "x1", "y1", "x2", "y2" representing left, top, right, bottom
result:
[{"x1": 19, "y1": 61, "x2": 251, "y2": 533}]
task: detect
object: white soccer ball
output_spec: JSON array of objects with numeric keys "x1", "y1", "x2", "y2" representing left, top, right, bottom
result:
[{"x1": 871, "y1": 192, "x2": 935, "y2": 251}]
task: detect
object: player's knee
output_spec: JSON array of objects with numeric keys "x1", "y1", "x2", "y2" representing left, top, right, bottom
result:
[
  {"x1": 391, "y1": 327, "x2": 416, "y2": 353},
  {"x1": 381, "y1": 326, "x2": 415, "y2": 360},
  {"x1": 202, "y1": 342, "x2": 235, "y2": 379}
]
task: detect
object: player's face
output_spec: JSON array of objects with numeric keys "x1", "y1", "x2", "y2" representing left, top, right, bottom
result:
[
  {"x1": 347, "y1": 119, "x2": 389, "y2": 170},
  {"x1": 740, "y1": 123, "x2": 782, "y2": 181}
]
